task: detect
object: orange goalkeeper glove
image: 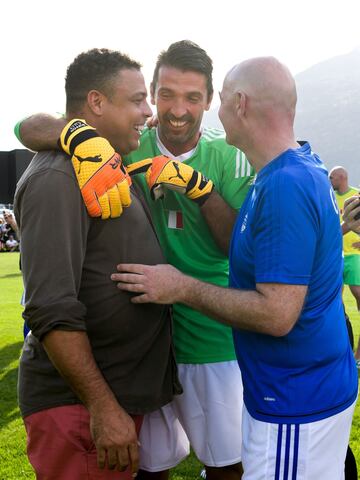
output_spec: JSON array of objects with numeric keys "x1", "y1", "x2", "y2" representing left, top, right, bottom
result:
[
  {"x1": 145, "y1": 155, "x2": 214, "y2": 206},
  {"x1": 59, "y1": 119, "x2": 132, "y2": 219}
]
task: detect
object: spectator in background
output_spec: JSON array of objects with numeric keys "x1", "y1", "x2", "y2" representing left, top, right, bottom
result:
[
  {"x1": 4, "y1": 210, "x2": 19, "y2": 239},
  {"x1": 0, "y1": 218, "x2": 6, "y2": 251},
  {"x1": 0, "y1": 210, "x2": 19, "y2": 249},
  {"x1": 5, "y1": 234, "x2": 19, "y2": 252},
  {"x1": 329, "y1": 166, "x2": 360, "y2": 365}
]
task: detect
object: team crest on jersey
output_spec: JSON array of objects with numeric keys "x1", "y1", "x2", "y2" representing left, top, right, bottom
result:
[{"x1": 241, "y1": 213, "x2": 248, "y2": 233}]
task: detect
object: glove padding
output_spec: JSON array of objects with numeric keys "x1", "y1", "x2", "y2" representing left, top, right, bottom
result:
[
  {"x1": 146, "y1": 155, "x2": 214, "y2": 206},
  {"x1": 59, "y1": 119, "x2": 132, "y2": 219}
]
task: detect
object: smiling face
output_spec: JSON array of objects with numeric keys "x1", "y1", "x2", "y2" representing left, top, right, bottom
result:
[
  {"x1": 98, "y1": 68, "x2": 152, "y2": 155},
  {"x1": 151, "y1": 66, "x2": 212, "y2": 156}
]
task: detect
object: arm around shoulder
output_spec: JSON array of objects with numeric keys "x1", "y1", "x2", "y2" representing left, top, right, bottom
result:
[{"x1": 15, "y1": 113, "x2": 67, "y2": 151}]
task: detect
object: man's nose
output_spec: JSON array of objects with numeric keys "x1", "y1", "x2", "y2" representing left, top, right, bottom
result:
[
  {"x1": 143, "y1": 100, "x2": 153, "y2": 118},
  {"x1": 169, "y1": 98, "x2": 188, "y2": 118}
]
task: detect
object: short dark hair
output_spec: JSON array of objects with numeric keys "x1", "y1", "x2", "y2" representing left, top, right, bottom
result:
[
  {"x1": 152, "y1": 40, "x2": 213, "y2": 99},
  {"x1": 65, "y1": 48, "x2": 141, "y2": 112}
]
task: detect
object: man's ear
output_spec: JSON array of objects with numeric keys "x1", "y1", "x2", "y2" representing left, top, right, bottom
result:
[
  {"x1": 235, "y1": 90, "x2": 247, "y2": 118},
  {"x1": 150, "y1": 82, "x2": 156, "y2": 106},
  {"x1": 87, "y1": 90, "x2": 105, "y2": 116},
  {"x1": 205, "y1": 92, "x2": 213, "y2": 112}
]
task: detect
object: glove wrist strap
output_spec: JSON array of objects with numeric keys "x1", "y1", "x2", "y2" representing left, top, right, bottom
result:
[{"x1": 59, "y1": 118, "x2": 98, "y2": 155}]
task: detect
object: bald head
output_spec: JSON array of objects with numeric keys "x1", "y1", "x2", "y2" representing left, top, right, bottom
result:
[
  {"x1": 219, "y1": 57, "x2": 299, "y2": 167},
  {"x1": 329, "y1": 166, "x2": 348, "y2": 192},
  {"x1": 225, "y1": 57, "x2": 297, "y2": 120}
]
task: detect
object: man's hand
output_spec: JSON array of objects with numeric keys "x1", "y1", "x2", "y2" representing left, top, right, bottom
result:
[
  {"x1": 42, "y1": 330, "x2": 140, "y2": 475},
  {"x1": 90, "y1": 402, "x2": 139, "y2": 474},
  {"x1": 111, "y1": 264, "x2": 305, "y2": 336},
  {"x1": 343, "y1": 195, "x2": 360, "y2": 234},
  {"x1": 145, "y1": 114, "x2": 158, "y2": 129},
  {"x1": 111, "y1": 263, "x2": 186, "y2": 304},
  {"x1": 146, "y1": 156, "x2": 214, "y2": 206},
  {"x1": 59, "y1": 119, "x2": 132, "y2": 219}
]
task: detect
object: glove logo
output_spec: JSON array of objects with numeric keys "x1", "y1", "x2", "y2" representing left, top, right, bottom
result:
[
  {"x1": 110, "y1": 156, "x2": 122, "y2": 170},
  {"x1": 169, "y1": 163, "x2": 186, "y2": 183},
  {"x1": 74, "y1": 153, "x2": 103, "y2": 173}
]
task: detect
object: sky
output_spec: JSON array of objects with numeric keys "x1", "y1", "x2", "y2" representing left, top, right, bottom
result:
[{"x1": 2, "y1": 0, "x2": 360, "y2": 150}]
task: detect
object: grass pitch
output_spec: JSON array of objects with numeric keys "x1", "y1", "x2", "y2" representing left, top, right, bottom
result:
[{"x1": 0, "y1": 253, "x2": 358, "y2": 479}]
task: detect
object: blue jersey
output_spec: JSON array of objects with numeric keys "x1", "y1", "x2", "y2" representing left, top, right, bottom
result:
[{"x1": 230, "y1": 142, "x2": 358, "y2": 424}]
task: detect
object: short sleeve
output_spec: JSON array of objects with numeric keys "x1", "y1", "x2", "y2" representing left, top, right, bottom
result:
[{"x1": 254, "y1": 172, "x2": 319, "y2": 285}]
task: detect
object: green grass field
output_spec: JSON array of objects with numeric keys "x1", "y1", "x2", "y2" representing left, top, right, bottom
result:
[{"x1": 0, "y1": 253, "x2": 359, "y2": 479}]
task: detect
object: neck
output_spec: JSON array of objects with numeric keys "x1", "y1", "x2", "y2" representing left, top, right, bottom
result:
[
  {"x1": 237, "y1": 121, "x2": 299, "y2": 172},
  {"x1": 66, "y1": 109, "x2": 85, "y2": 120},
  {"x1": 244, "y1": 135, "x2": 299, "y2": 173},
  {"x1": 157, "y1": 129, "x2": 201, "y2": 157},
  {"x1": 66, "y1": 108, "x2": 99, "y2": 131}
]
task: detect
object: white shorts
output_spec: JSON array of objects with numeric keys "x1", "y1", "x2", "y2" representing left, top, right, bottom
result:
[
  {"x1": 241, "y1": 401, "x2": 356, "y2": 480},
  {"x1": 139, "y1": 361, "x2": 243, "y2": 471}
]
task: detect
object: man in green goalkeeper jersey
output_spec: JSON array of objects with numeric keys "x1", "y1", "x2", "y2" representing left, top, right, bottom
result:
[
  {"x1": 17, "y1": 41, "x2": 254, "y2": 480},
  {"x1": 125, "y1": 40, "x2": 253, "y2": 480}
]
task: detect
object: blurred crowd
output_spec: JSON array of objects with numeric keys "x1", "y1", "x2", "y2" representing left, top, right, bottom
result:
[{"x1": 0, "y1": 210, "x2": 19, "y2": 252}]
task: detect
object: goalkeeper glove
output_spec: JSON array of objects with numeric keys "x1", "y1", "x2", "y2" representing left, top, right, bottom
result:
[
  {"x1": 59, "y1": 119, "x2": 132, "y2": 219},
  {"x1": 145, "y1": 155, "x2": 214, "y2": 206}
]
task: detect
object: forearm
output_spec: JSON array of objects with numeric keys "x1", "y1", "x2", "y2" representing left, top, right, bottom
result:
[
  {"x1": 115, "y1": 264, "x2": 306, "y2": 337},
  {"x1": 177, "y1": 276, "x2": 299, "y2": 336},
  {"x1": 17, "y1": 114, "x2": 67, "y2": 151},
  {"x1": 43, "y1": 330, "x2": 119, "y2": 413},
  {"x1": 200, "y1": 190, "x2": 237, "y2": 254}
]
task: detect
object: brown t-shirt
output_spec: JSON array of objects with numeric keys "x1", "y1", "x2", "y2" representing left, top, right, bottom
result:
[{"x1": 15, "y1": 151, "x2": 181, "y2": 418}]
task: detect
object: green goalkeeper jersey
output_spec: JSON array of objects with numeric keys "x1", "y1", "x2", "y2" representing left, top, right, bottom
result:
[{"x1": 125, "y1": 127, "x2": 254, "y2": 363}]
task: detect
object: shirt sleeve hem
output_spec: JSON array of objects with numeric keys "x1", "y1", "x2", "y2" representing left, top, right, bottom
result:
[{"x1": 255, "y1": 274, "x2": 310, "y2": 285}]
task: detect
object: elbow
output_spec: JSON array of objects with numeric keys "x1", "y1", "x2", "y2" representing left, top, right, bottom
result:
[
  {"x1": 20, "y1": 132, "x2": 38, "y2": 152},
  {"x1": 267, "y1": 315, "x2": 297, "y2": 337},
  {"x1": 271, "y1": 325, "x2": 292, "y2": 337}
]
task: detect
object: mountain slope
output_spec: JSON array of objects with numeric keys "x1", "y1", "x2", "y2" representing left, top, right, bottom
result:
[{"x1": 202, "y1": 49, "x2": 360, "y2": 184}]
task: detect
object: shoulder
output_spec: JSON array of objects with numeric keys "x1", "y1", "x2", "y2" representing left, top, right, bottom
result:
[
  {"x1": 271, "y1": 150, "x2": 327, "y2": 188},
  {"x1": 258, "y1": 161, "x2": 316, "y2": 209},
  {"x1": 18, "y1": 150, "x2": 74, "y2": 182},
  {"x1": 201, "y1": 128, "x2": 233, "y2": 153},
  {"x1": 201, "y1": 127, "x2": 226, "y2": 142},
  {"x1": 15, "y1": 150, "x2": 80, "y2": 204},
  {"x1": 200, "y1": 127, "x2": 245, "y2": 160}
]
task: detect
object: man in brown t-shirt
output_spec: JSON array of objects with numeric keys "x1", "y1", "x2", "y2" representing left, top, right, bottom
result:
[{"x1": 15, "y1": 48, "x2": 180, "y2": 480}]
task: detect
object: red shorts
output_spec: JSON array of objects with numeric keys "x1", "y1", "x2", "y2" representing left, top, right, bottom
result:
[{"x1": 24, "y1": 404, "x2": 143, "y2": 480}]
